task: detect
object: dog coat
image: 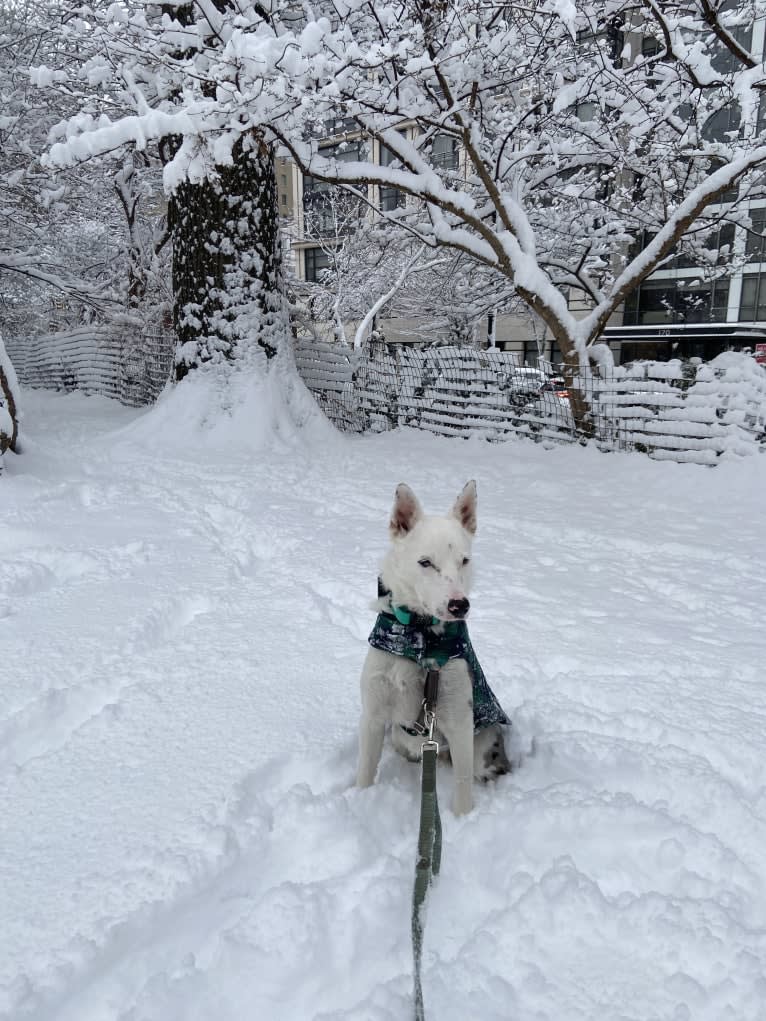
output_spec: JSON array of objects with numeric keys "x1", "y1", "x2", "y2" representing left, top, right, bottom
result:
[{"x1": 367, "y1": 605, "x2": 511, "y2": 732}]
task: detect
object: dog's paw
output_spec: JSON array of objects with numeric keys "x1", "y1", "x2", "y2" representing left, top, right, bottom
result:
[{"x1": 474, "y1": 726, "x2": 512, "y2": 783}]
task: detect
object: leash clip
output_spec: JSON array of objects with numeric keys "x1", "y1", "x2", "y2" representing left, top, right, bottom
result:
[
  {"x1": 409, "y1": 699, "x2": 433, "y2": 738},
  {"x1": 420, "y1": 705, "x2": 438, "y2": 752}
]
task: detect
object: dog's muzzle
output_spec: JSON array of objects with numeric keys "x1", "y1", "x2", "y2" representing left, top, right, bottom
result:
[{"x1": 447, "y1": 597, "x2": 470, "y2": 619}]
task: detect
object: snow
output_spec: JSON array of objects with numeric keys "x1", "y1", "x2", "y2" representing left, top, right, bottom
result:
[{"x1": 3, "y1": 387, "x2": 766, "y2": 1020}]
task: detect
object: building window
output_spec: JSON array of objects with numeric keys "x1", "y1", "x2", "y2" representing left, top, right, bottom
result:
[
  {"x1": 745, "y1": 208, "x2": 766, "y2": 263},
  {"x1": 281, "y1": 193, "x2": 287, "y2": 206},
  {"x1": 631, "y1": 226, "x2": 735, "y2": 269},
  {"x1": 523, "y1": 341, "x2": 541, "y2": 366},
  {"x1": 710, "y1": 1, "x2": 752, "y2": 74},
  {"x1": 576, "y1": 101, "x2": 598, "y2": 122},
  {"x1": 304, "y1": 247, "x2": 332, "y2": 282},
  {"x1": 623, "y1": 278, "x2": 730, "y2": 325},
  {"x1": 740, "y1": 273, "x2": 766, "y2": 321},
  {"x1": 303, "y1": 141, "x2": 365, "y2": 236},
  {"x1": 323, "y1": 115, "x2": 358, "y2": 137},
  {"x1": 675, "y1": 222, "x2": 735, "y2": 269},
  {"x1": 304, "y1": 141, "x2": 364, "y2": 196},
  {"x1": 380, "y1": 137, "x2": 406, "y2": 212},
  {"x1": 702, "y1": 104, "x2": 741, "y2": 143},
  {"x1": 431, "y1": 134, "x2": 459, "y2": 171}
]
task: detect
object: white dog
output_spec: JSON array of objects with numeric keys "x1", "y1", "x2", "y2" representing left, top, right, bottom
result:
[{"x1": 356, "y1": 480, "x2": 510, "y2": 815}]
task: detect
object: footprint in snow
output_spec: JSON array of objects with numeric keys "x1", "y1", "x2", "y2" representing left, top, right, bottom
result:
[
  {"x1": 307, "y1": 581, "x2": 370, "y2": 642},
  {"x1": 129, "y1": 593, "x2": 215, "y2": 651}
]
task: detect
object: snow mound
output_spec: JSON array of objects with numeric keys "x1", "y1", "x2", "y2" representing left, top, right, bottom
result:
[{"x1": 125, "y1": 350, "x2": 337, "y2": 453}]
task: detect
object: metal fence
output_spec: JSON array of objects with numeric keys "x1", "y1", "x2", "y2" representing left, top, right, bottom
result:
[
  {"x1": 7, "y1": 324, "x2": 765, "y2": 463},
  {"x1": 5, "y1": 325, "x2": 174, "y2": 408},
  {"x1": 294, "y1": 338, "x2": 766, "y2": 464}
]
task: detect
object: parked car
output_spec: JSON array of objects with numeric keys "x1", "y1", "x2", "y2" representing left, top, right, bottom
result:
[
  {"x1": 504, "y1": 371, "x2": 574, "y2": 437},
  {"x1": 540, "y1": 376, "x2": 569, "y2": 399},
  {"x1": 517, "y1": 394, "x2": 575, "y2": 435},
  {"x1": 503, "y1": 366, "x2": 550, "y2": 407}
]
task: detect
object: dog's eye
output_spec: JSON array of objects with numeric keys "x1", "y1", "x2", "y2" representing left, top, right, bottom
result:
[
  {"x1": 462, "y1": 557, "x2": 471, "y2": 566},
  {"x1": 418, "y1": 558, "x2": 433, "y2": 569}
]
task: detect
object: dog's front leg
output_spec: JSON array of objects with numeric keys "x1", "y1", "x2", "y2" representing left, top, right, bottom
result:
[
  {"x1": 443, "y1": 719, "x2": 474, "y2": 816},
  {"x1": 356, "y1": 713, "x2": 385, "y2": 787},
  {"x1": 438, "y1": 663, "x2": 475, "y2": 815},
  {"x1": 356, "y1": 652, "x2": 389, "y2": 788}
]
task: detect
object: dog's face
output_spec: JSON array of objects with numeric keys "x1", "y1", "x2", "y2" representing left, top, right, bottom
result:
[{"x1": 380, "y1": 481, "x2": 477, "y2": 621}]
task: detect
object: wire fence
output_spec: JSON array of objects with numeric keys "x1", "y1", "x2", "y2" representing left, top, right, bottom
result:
[
  {"x1": 6, "y1": 322, "x2": 765, "y2": 464},
  {"x1": 294, "y1": 338, "x2": 766, "y2": 464},
  {"x1": 5, "y1": 325, "x2": 175, "y2": 408},
  {"x1": 355, "y1": 341, "x2": 597, "y2": 443}
]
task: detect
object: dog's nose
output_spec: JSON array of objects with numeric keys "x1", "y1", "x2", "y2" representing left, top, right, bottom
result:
[{"x1": 447, "y1": 597, "x2": 470, "y2": 619}]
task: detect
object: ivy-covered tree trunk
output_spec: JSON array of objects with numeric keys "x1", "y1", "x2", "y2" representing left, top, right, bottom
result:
[{"x1": 168, "y1": 132, "x2": 284, "y2": 381}]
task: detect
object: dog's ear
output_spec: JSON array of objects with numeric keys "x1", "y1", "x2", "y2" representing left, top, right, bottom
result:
[
  {"x1": 390, "y1": 483, "x2": 423, "y2": 537},
  {"x1": 450, "y1": 480, "x2": 477, "y2": 535}
]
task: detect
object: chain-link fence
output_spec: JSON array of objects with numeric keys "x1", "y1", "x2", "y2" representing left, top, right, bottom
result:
[
  {"x1": 119, "y1": 328, "x2": 176, "y2": 406},
  {"x1": 355, "y1": 341, "x2": 604, "y2": 443}
]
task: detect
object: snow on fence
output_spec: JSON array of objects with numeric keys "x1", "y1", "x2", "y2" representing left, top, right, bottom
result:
[
  {"x1": 595, "y1": 355, "x2": 766, "y2": 462},
  {"x1": 294, "y1": 338, "x2": 593, "y2": 442},
  {"x1": 294, "y1": 338, "x2": 766, "y2": 464},
  {"x1": 6, "y1": 326, "x2": 174, "y2": 408}
]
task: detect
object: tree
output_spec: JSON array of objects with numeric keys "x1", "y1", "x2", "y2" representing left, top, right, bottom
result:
[
  {"x1": 298, "y1": 200, "x2": 518, "y2": 350},
  {"x1": 43, "y1": 2, "x2": 766, "y2": 431},
  {"x1": 35, "y1": 0, "x2": 290, "y2": 384},
  {"x1": 1, "y1": 2, "x2": 112, "y2": 322},
  {"x1": 166, "y1": 130, "x2": 284, "y2": 380},
  {"x1": 113, "y1": 150, "x2": 172, "y2": 316}
]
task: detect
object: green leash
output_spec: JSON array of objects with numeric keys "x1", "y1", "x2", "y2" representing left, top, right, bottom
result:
[{"x1": 411, "y1": 674, "x2": 442, "y2": 1021}]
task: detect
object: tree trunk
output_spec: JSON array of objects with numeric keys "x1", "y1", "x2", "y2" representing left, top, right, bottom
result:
[
  {"x1": 560, "y1": 349, "x2": 595, "y2": 440},
  {"x1": 0, "y1": 355, "x2": 19, "y2": 454},
  {"x1": 168, "y1": 133, "x2": 284, "y2": 381}
]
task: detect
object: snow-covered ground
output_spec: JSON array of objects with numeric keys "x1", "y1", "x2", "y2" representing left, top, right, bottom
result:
[{"x1": 3, "y1": 387, "x2": 766, "y2": 1021}]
